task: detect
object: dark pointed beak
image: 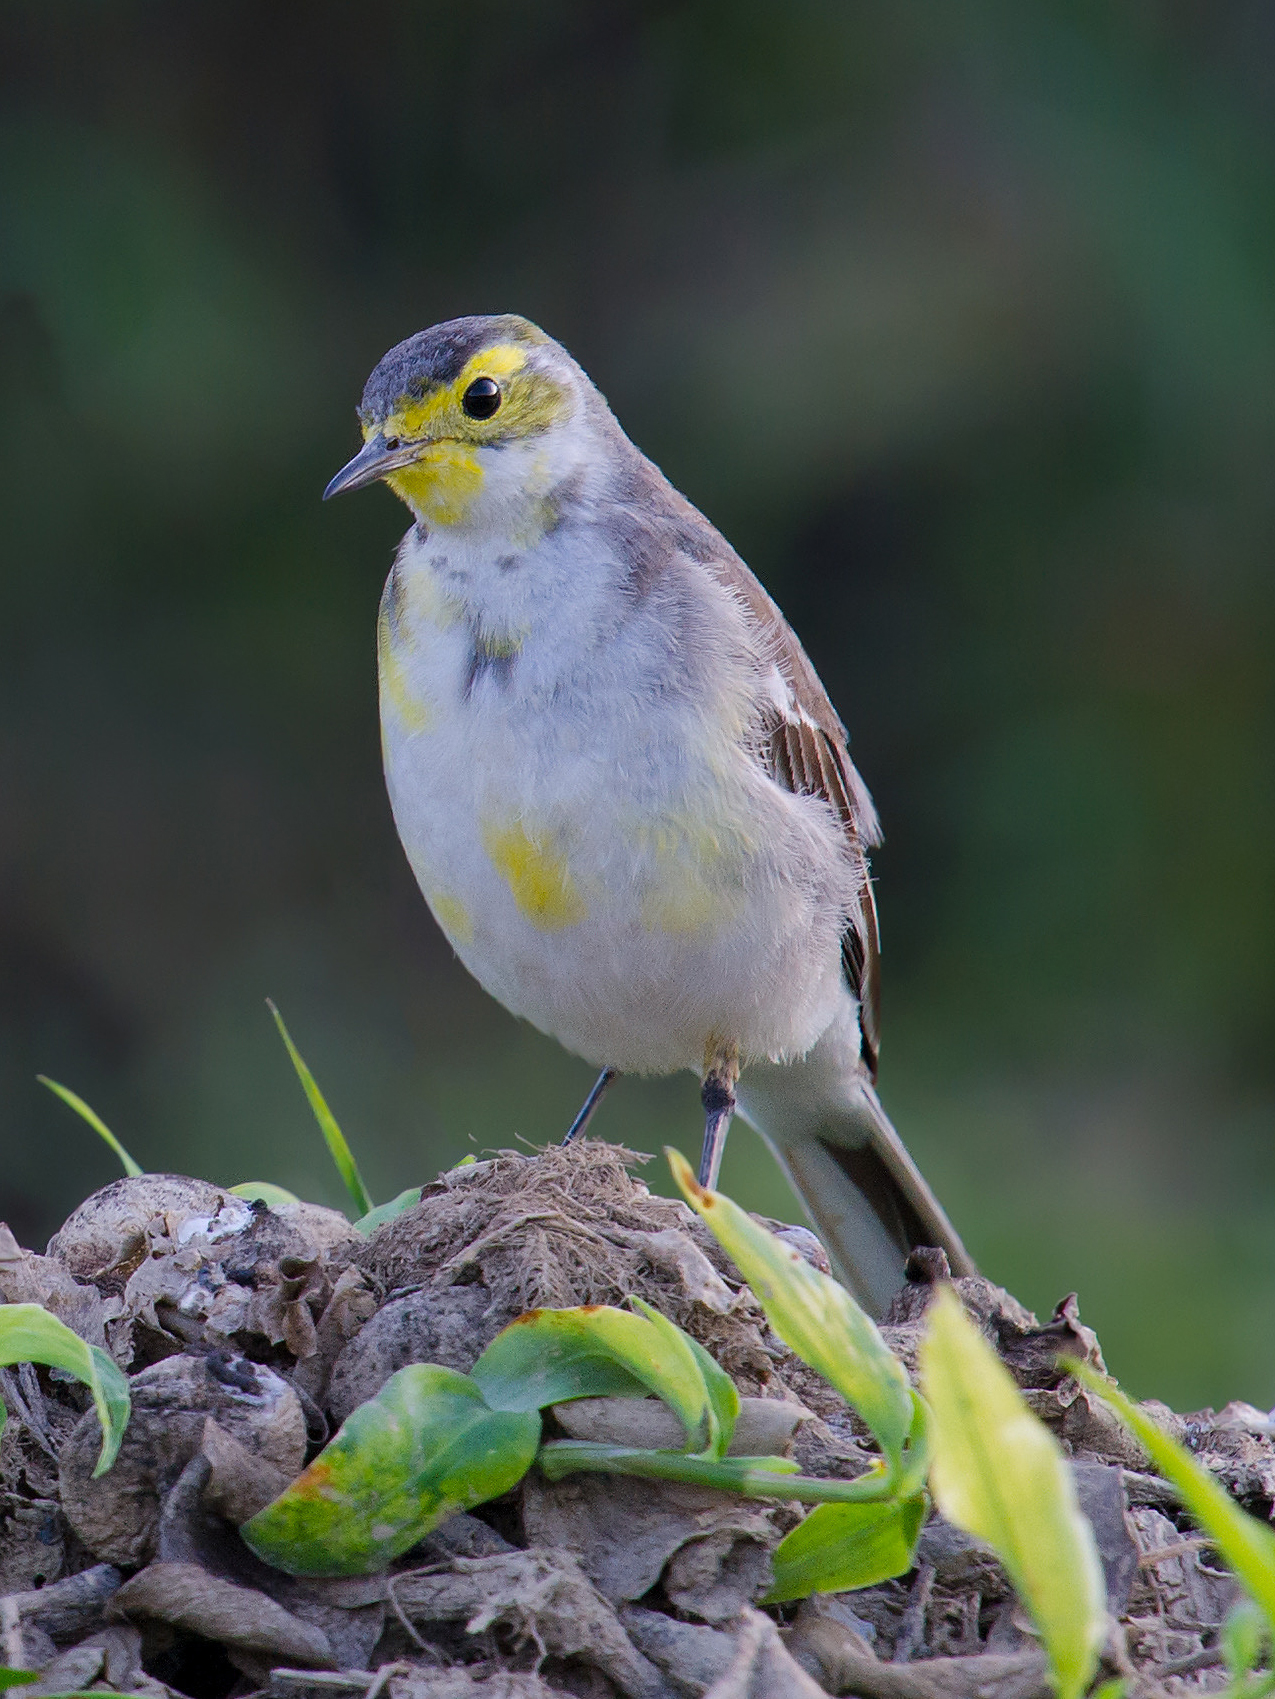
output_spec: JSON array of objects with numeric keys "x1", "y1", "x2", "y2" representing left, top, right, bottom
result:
[{"x1": 323, "y1": 433, "x2": 426, "y2": 500}]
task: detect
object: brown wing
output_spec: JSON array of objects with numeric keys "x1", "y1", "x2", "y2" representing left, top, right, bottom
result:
[
  {"x1": 701, "y1": 551, "x2": 883, "y2": 1079},
  {"x1": 768, "y1": 712, "x2": 882, "y2": 1077}
]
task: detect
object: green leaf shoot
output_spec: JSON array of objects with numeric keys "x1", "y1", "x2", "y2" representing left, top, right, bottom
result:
[
  {"x1": 228, "y1": 1182, "x2": 302, "y2": 1207},
  {"x1": 471, "y1": 1304, "x2": 716, "y2": 1451},
  {"x1": 537, "y1": 1440, "x2": 903, "y2": 1504},
  {"x1": 666, "y1": 1146, "x2": 913, "y2": 1472},
  {"x1": 352, "y1": 1186, "x2": 423, "y2": 1236},
  {"x1": 266, "y1": 1000, "x2": 373, "y2": 1219},
  {"x1": 0, "y1": 1688, "x2": 104, "y2": 1698},
  {"x1": 920, "y1": 1287, "x2": 1105, "y2": 1699},
  {"x1": 1070, "y1": 1359, "x2": 1275, "y2": 1627},
  {"x1": 765, "y1": 1492, "x2": 928, "y2": 1601},
  {"x1": 1088, "y1": 1683, "x2": 1127, "y2": 1699},
  {"x1": 241, "y1": 1363, "x2": 540, "y2": 1576},
  {"x1": 0, "y1": 1304, "x2": 130, "y2": 1476},
  {"x1": 1222, "y1": 1598, "x2": 1268, "y2": 1684},
  {"x1": 37, "y1": 1076, "x2": 143, "y2": 1178},
  {"x1": 894, "y1": 1392, "x2": 933, "y2": 1500}
]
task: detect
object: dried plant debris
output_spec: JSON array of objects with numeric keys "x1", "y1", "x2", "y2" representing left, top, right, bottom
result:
[
  {"x1": 347, "y1": 1145, "x2": 776, "y2": 1395},
  {"x1": 0, "y1": 1140, "x2": 1272, "y2": 1698},
  {"x1": 521, "y1": 1471, "x2": 782, "y2": 1608},
  {"x1": 59, "y1": 1353, "x2": 307, "y2": 1567}
]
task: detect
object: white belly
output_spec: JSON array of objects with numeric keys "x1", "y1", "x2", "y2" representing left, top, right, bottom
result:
[{"x1": 378, "y1": 559, "x2": 855, "y2": 1076}]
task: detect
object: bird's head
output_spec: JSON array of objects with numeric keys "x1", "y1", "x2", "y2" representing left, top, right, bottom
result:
[{"x1": 324, "y1": 314, "x2": 594, "y2": 532}]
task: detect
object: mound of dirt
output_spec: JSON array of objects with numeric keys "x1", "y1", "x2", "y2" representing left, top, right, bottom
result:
[{"x1": 0, "y1": 1142, "x2": 1264, "y2": 1697}]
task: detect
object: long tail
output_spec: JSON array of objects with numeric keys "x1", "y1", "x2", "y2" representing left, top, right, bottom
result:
[{"x1": 735, "y1": 1004, "x2": 975, "y2": 1316}]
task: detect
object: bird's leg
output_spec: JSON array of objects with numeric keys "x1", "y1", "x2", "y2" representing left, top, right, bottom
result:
[
  {"x1": 561, "y1": 1068, "x2": 618, "y2": 1145},
  {"x1": 698, "y1": 1040, "x2": 740, "y2": 1188}
]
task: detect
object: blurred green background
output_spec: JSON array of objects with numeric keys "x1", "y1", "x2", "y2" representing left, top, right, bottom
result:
[{"x1": 2, "y1": 2, "x2": 1273, "y2": 1411}]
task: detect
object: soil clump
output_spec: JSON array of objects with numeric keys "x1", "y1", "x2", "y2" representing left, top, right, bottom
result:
[{"x1": 0, "y1": 1142, "x2": 1262, "y2": 1697}]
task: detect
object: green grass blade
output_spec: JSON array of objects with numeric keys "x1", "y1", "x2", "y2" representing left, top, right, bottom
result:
[
  {"x1": 266, "y1": 1001, "x2": 372, "y2": 1218},
  {"x1": 1071, "y1": 1360, "x2": 1275, "y2": 1626},
  {"x1": 37, "y1": 1076, "x2": 143, "y2": 1177}
]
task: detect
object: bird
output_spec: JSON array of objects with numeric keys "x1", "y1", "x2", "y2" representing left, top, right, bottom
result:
[{"x1": 324, "y1": 313, "x2": 975, "y2": 1314}]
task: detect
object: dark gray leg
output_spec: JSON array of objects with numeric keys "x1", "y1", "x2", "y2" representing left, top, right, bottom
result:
[
  {"x1": 561, "y1": 1068, "x2": 618, "y2": 1145},
  {"x1": 698, "y1": 1066, "x2": 738, "y2": 1188}
]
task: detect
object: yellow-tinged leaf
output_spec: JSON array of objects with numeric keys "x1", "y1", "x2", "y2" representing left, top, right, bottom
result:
[
  {"x1": 666, "y1": 1147, "x2": 913, "y2": 1469},
  {"x1": 242, "y1": 1364, "x2": 539, "y2": 1576},
  {"x1": 1070, "y1": 1361, "x2": 1275, "y2": 1627},
  {"x1": 920, "y1": 1287, "x2": 1105, "y2": 1699}
]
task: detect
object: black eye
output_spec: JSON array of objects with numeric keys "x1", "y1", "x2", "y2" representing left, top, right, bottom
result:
[{"x1": 461, "y1": 376, "x2": 502, "y2": 419}]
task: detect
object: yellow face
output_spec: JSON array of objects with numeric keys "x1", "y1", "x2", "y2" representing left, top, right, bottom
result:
[{"x1": 361, "y1": 341, "x2": 571, "y2": 527}]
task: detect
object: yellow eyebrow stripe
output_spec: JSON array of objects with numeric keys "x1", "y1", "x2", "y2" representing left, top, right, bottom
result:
[{"x1": 464, "y1": 344, "x2": 528, "y2": 383}]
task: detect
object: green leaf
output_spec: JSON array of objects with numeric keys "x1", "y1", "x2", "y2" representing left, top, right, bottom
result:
[
  {"x1": 765, "y1": 1492, "x2": 928, "y2": 1602},
  {"x1": 352, "y1": 1186, "x2": 423, "y2": 1236},
  {"x1": 667, "y1": 1147, "x2": 913, "y2": 1470},
  {"x1": 0, "y1": 1304, "x2": 130, "y2": 1476},
  {"x1": 229, "y1": 1182, "x2": 301, "y2": 1207},
  {"x1": 920, "y1": 1287, "x2": 1105, "y2": 1699},
  {"x1": 1070, "y1": 1360, "x2": 1275, "y2": 1627},
  {"x1": 471, "y1": 1304, "x2": 715, "y2": 1452},
  {"x1": 37, "y1": 1076, "x2": 143, "y2": 1177},
  {"x1": 629, "y1": 1296, "x2": 735, "y2": 1456},
  {"x1": 241, "y1": 1364, "x2": 540, "y2": 1576},
  {"x1": 0, "y1": 1672, "x2": 40, "y2": 1688},
  {"x1": 266, "y1": 1000, "x2": 372, "y2": 1219}
]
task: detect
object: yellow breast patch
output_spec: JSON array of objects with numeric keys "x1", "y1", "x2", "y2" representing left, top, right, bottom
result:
[
  {"x1": 429, "y1": 891, "x2": 474, "y2": 948},
  {"x1": 377, "y1": 605, "x2": 432, "y2": 734},
  {"x1": 482, "y1": 820, "x2": 587, "y2": 930},
  {"x1": 633, "y1": 815, "x2": 746, "y2": 936}
]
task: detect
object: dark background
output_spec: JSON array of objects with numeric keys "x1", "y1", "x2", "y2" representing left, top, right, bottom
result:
[{"x1": 2, "y1": 2, "x2": 1273, "y2": 1410}]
